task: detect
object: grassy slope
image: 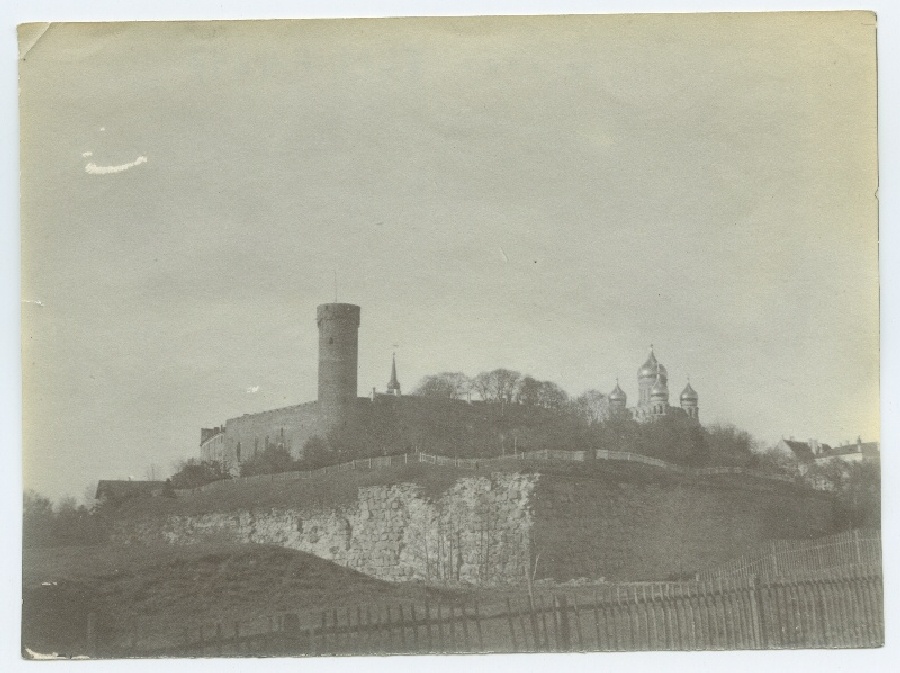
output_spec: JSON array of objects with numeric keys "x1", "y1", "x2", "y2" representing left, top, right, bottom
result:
[
  {"x1": 115, "y1": 457, "x2": 808, "y2": 521},
  {"x1": 24, "y1": 463, "x2": 827, "y2": 657},
  {"x1": 23, "y1": 542, "x2": 453, "y2": 656},
  {"x1": 114, "y1": 463, "x2": 472, "y2": 519}
]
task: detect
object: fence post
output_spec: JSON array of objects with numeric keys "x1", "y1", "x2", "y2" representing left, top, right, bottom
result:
[
  {"x1": 459, "y1": 604, "x2": 470, "y2": 651},
  {"x1": 540, "y1": 595, "x2": 554, "y2": 650},
  {"x1": 572, "y1": 594, "x2": 584, "y2": 650},
  {"x1": 436, "y1": 601, "x2": 445, "y2": 652},
  {"x1": 750, "y1": 575, "x2": 767, "y2": 649},
  {"x1": 424, "y1": 597, "x2": 433, "y2": 652},
  {"x1": 592, "y1": 588, "x2": 604, "y2": 651},
  {"x1": 510, "y1": 596, "x2": 526, "y2": 651},
  {"x1": 556, "y1": 595, "x2": 572, "y2": 651},
  {"x1": 473, "y1": 600, "x2": 484, "y2": 652},
  {"x1": 410, "y1": 605, "x2": 419, "y2": 651}
]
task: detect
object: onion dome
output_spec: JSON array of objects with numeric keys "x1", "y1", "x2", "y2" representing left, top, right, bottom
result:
[
  {"x1": 650, "y1": 374, "x2": 668, "y2": 398},
  {"x1": 609, "y1": 380, "x2": 627, "y2": 403},
  {"x1": 638, "y1": 347, "x2": 658, "y2": 378},
  {"x1": 680, "y1": 381, "x2": 698, "y2": 403}
]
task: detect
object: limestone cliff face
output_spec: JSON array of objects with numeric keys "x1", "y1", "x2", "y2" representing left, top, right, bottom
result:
[
  {"x1": 114, "y1": 473, "x2": 538, "y2": 585},
  {"x1": 114, "y1": 470, "x2": 838, "y2": 584}
]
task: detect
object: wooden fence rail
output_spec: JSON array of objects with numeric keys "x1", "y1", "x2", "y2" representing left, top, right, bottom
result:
[
  {"x1": 118, "y1": 571, "x2": 882, "y2": 657},
  {"x1": 696, "y1": 529, "x2": 882, "y2": 582}
]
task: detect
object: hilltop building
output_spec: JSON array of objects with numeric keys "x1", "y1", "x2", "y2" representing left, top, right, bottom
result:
[
  {"x1": 776, "y1": 436, "x2": 879, "y2": 468},
  {"x1": 619, "y1": 347, "x2": 699, "y2": 423},
  {"x1": 200, "y1": 306, "x2": 701, "y2": 473}
]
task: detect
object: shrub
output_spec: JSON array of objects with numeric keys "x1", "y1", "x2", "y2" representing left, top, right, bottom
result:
[{"x1": 169, "y1": 459, "x2": 231, "y2": 489}]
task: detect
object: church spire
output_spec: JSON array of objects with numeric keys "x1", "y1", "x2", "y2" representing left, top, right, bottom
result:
[{"x1": 386, "y1": 352, "x2": 401, "y2": 396}]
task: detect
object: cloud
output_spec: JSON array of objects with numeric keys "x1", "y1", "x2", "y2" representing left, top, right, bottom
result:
[
  {"x1": 247, "y1": 386, "x2": 260, "y2": 393},
  {"x1": 85, "y1": 155, "x2": 148, "y2": 175},
  {"x1": 82, "y1": 151, "x2": 92, "y2": 157}
]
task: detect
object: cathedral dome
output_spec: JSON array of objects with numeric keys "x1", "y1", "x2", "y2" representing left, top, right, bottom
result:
[
  {"x1": 650, "y1": 375, "x2": 668, "y2": 398},
  {"x1": 609, "y1": 381, "x2": 627, "y2": 403},
  {"x1": 680, "y1": 382, "x2": 698, "y2": 402},
  {"x1": 638, "y1": 349, "x2": 658, "y2": 378}
]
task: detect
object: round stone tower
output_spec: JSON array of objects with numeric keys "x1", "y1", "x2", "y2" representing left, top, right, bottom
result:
[{"x1": 317, "y1": 303, "x2": 361, "y2": 413}]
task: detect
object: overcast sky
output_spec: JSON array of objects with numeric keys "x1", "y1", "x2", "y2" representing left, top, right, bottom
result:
[{"x1": 19, "y1": 13, "x2": 878, "y2": 501}]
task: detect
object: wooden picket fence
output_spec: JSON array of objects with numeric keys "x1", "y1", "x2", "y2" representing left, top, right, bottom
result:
[
  {"x1": 116, "y1": 569, "x2": 882, "y2": 657},
  {"x1": 696, "y1": 529, "x2": 882, "y2": 582}
]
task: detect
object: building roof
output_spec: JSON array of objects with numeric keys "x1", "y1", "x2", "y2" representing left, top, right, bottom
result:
[
  {"x1": 780, "y1": 439, "x2": 815, "y2": 461},
  {"x1": 609, "y1": 380, "x2": 627, "y2": 402},
  {"x1": 680, "y1": 382, "x2": 698, "y2": 401},
  {"x1": 822, "y1": 442, "x2": 879, "y2": 458},
  {"x1": 95, "y1": 480, "x2": 166, "y2": 501}
]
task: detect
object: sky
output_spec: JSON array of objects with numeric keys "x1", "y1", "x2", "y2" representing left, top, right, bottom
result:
[{"x1": 19, "y1": 13, "x2": 879, "y2": 502}]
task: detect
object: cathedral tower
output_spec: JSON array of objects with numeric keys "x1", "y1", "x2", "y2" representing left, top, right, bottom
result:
[
  {"x1": 637, "y1": 346, "x2": 666, "y2": 408},
  {"x1": 680, "y1": 381, "x2": 699, "y2": 422},
  {"x1": 650, "y1": 373, "x2": 670, "y2": 416},
  {"x1": 317, "y1": 303, "x2": 360, "y2": 413},
  {"x1": 609, "y1": 379, "x2": 627, "y2": 412}
]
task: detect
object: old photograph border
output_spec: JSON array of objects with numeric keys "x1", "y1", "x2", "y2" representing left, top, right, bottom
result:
[{"x1": 5, "y1": 0, "x2": 900, "y2": 672}]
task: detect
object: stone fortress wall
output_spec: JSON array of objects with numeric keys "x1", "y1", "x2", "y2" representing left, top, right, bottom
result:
[
  {"x1": 116, "y1": 472, "x2": 536, "y2": 585},
  {"x1": 114, "y1": 469, "x2": 835, "y2": 584}
]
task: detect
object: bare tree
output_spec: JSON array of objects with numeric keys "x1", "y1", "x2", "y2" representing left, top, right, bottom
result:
[
  {"x1": 572, "y1": 390, "x2": 610, "y2": 423},
  {"x1": 517, "y1": 377, "x2": 569, "y2": 409},
  {"x1": 412, "y1": 372, "x2": 471, "y2": 399},
  {"x1": 470, "y1": 371, "x2": 496, "y2": 401},
  {"x1": 472, "y1": 369, "x2": 521, "y2": 404},
  {"x1": 516, "y1": 376, "x2": 543, "y2": 406},
  {"x1": 537, "y1": 381, "x2": 569, "y2": 409}
]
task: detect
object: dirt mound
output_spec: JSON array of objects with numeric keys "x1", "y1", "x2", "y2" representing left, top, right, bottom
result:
[{"x1": 23, "y1": 542, "x2": 430, "y2": 656}]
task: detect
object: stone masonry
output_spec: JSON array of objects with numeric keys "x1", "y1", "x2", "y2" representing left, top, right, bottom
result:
[{"x1": 114, "y1": 472, "x2": 537, "y2": 585}]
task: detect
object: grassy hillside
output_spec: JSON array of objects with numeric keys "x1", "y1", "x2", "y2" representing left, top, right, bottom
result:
[
  {"x1": 22, "y1": 542, "x2": 440, "y2": 657},
  {"x1": 114, "y1": 457, "x2": 815, "y2": 521}
]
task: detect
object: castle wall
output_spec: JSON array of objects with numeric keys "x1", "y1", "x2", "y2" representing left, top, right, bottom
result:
[
  {"x1": 114, "y1": 473, "x2": 536, "y2": 584},
  {"x1": 200, "y1": 432, "x2": 225, "y2": 463},
  {"x1": 223, "y1": 403, "x2": 330, "y2": 466},
  {"x1": 113, "y1": 470, "x2": 838, "y2": 585}
]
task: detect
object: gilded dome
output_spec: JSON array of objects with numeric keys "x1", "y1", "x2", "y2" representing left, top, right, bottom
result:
[
  {"x1": 650, "y1": 375, "x2": 668, "y2": 398},
  {"x1": 638, "y1": 349, "x2": 658, "y2": 378},
  {"x1": 680, "y1": 382, "x2": 698, "y2": 402},
  {"x1": 609, "y1": 381, "x2": 627, "y2": 403}
]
